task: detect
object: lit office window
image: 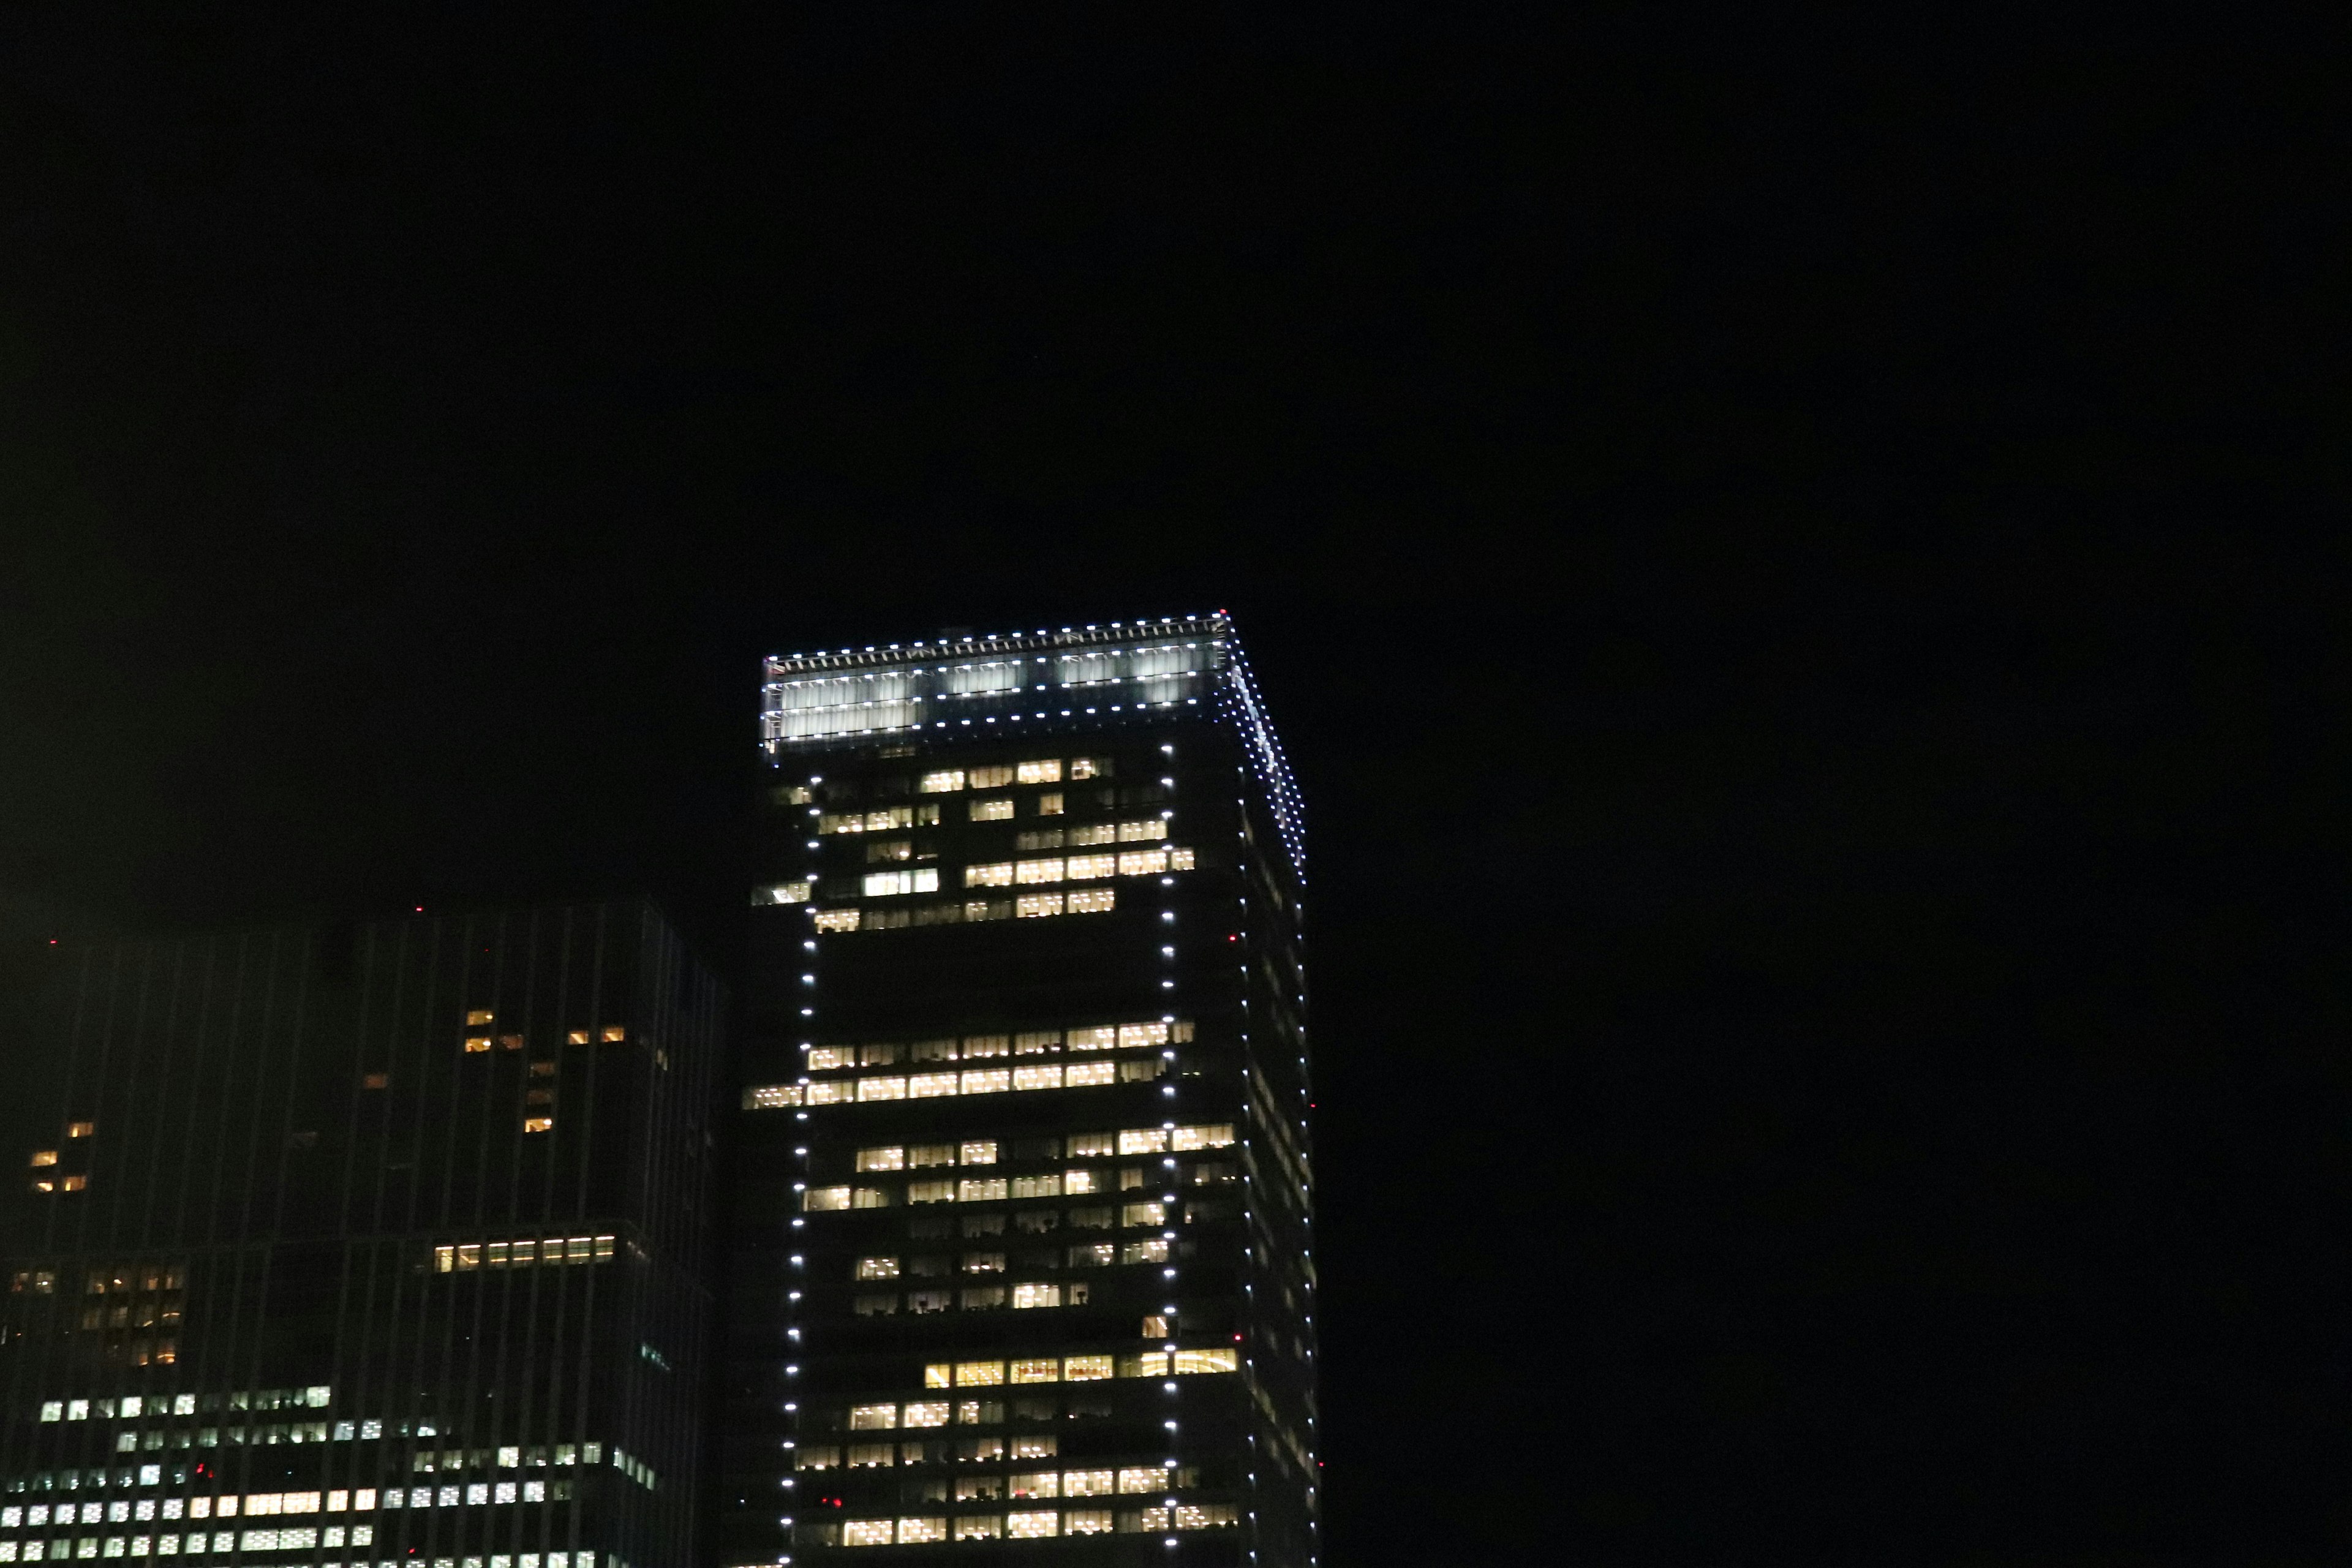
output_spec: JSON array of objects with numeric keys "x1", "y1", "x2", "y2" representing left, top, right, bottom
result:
[
  {"x1": 1069, "y1": 1131, "x2": 1116, "y2": 1155},
  {"x1": 961, "y1": 1140, "x2": 999, "y2": 1164},
  {"x1": 1120, "y1": 1022, "x2": 1172, "y2": 1048},
  {"x1": 852, "y1": 1187, "x2": 892, "y2": 1208},
  {"x1": 465, "y1": 1010, "x2": 494, "y2": 1026},
  {"x1": 1174, "y1": 1348, "x2": 1240, "y2": 1375},
  {"x1": 1063, "y1": 1355, "x2": 1114, "y2": 1381},
  {"x1": 1014, "y1": 858, "x2": 1065, "y2": 884},
  {"x1": 896, "y1": 1518, "x2": 947, "y2": 1544},
  {"x1": 907, "y1": 1180, "x2": 953, "y2": 1204},
  {"x1": 1117, "y1": 850, "x2": 1168, "y2": 876},
  {"x1": 863, "y1": 869, "x2": 938, "y2": 897},
  {"x1": 1009, "y1": 1472, "x2": 1059, "y2": 1499},
  {"x1": 1174, "y1": 1504, "x2": 1239, "y2": 1529},
  {"x1": 1120, "y1": 1238, "x2": 1169, "y2": 1264},
  {"x1": 847, "y1": 1445, "x2": 894, "y2": 1469},
  {"x1": 909, "y1": 1071, "x2": 957, "y2": 1098},
  {"x1": 1065, "y1": 1169, "x2": 1104, "y2": 1194},
  {"x1": 854, "y1": 1257, "x2": 899, "y2": 1280},
  {"x1": 1118, "y1": 1129, "x2": 1169, "y2": 1155},
  {"x1": 856, "y1": 1147, "x2": 905, "y2": 1172},
  {"x1": 962, "y1": 1252, "x2": 1006, "y2": 1274},
  {"x1": 954, "y1": 1517, "x2": 1001, "y2": 1540},
  {"x1": 759, "y1": 880, "x2": 815, "y2": 905},
  {"x1": 1171, "y1": 1124, "x2": 1236, "y2": 1151},
  {"x1": 1063, "y1": 1027, "x2": 1113, "y2": 1052},
  {"x1": 1011, "y1": 1434, "x2": 1059, "y2": 1459},
  {"x1": 865, "y1": 838, "x2": 913, "y2": 864},
  {"x1": 1017, "y1": 760, "x2": 1062, "y2": 784},
  {"x1": 1168, "y1": 848, "x2": 1196, "y2": 870},
  {"x1": 1068, "y1": 888, "x2": 1115, "y2": 913},
  {"x1": 1013, "y1": 1066, "x2": 1062, "y2": 1092},
  {"x1": 1016, "y1": 829, "x2": 1066, "y2": 851},
  {"x1": 910, "y1": 1144, "x2": 957, "y2": 1167},
  {"x1": 29, "y1": 1151, "x2": 56, "y2": 1167},
  {"x1": 969, "y1": 798, "x2": 1014, "y2": 822},
  {"x1": 964, "y1": 862, "x2": 1014, "y2": 888},
  {"x1": 960, "y1": 1069, "x2": 1012, "y2": 1095},
  {"x1": 1117, "y1": 1468, "x2": 1163, "y2": 1494},
  {"x1": 1066, "y1": 853, "x2": 1116, "y2": 880},
  {"x1": 842, "y1": 1520, "x2": 893, "y2": 1545},
  {"x1": 802, "y1": 1187, "x2": 851, "y2": 1212},
  {"x1": 857, "y1": 1077, "x2": 908, "y2": 1102},
  {"x1": 1017, "y1": 893, "x2": 1066, "y2": 918},
  {"x1": 1066, "y1": 1508, "x2": 1115, "y2": 1535},
  {"x1": 1006, "y1": 1511, "x2": 1059, "y2": 1539},
  {"x1": 956, "y1": 1361, "x2": 1006, "y2": 1385},
  {"x1": 903, "y1": 1403, "x2": 950, "y2": 1428},
  {"x1": 796, "y1": 1448, "x2": 840, "y2": 1471},
  {"x1": 958, "y1": 1177, "x2": 1009, "y2": 1202},
  {"x1": 1011, "y1": 1174, "x2": 1062, "y2": 1199},
  {"x1": 807, "y1": 1082, "x2": 854, "y2": 1105},
  {"x1": 811, "y1": 1046, "x2": 858, "y2": 1072},
  {"x1": 1011, "y1": 1284, "x2": 1061, "y2": 1310},
  {"x1": 963, "y1": 1035, "x2": 1010, "y2": 1060},
  {"x1": 919, "y1": 771, "x2": 967, "y2": 793},
  {"x1": 1065, "y1": 1062, "x2": 1115, "y2": 1087},
  {"x1": 464, "y1": 1037, "x2": 493, "y2": 1054},
  {"x1": 970, "y1": 765, "x2": 1015, "y2": 789},
  {"x1": 848, "y1": 1405, "x2": 898, "y2": 1431},
  {"x1": 1009, "y1": 1359, "x2": 1060, "y2": 1384},
  {"x1": 1071, "y1": 758, "x2": 1107, "y2": 778},
  {"x1": 1038, "y1": 791, "x2": 1065, "y2": 815},
  {"x1": 1069, "y1": 823, "x2": 1114, "y2": 846},
  {"x1": 1063, "y1": 1470, "x2": 1115, "y2": 1497},
  {"x1": 522, "y1": 1117, "x2": 554, "y2": 1134},
  {"x1": 812, "y1": 909, "x2": 861, "y2": 932},
  {"x1": 1116, "y1": 820, "x2": 1169, "y2": 843}
]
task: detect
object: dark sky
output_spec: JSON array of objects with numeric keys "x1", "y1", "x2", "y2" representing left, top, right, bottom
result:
[{"x1": 0, "y1": 7, "x2": 2336, "y2": 1562}]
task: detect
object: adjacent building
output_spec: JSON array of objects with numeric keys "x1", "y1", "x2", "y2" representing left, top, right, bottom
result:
[
  {"x1": 716, "y1": 614, "x2": 1316, "y2": 1566},
  {"x1": 0, "y1": 902, "x2": 724, "y2": 1568}
]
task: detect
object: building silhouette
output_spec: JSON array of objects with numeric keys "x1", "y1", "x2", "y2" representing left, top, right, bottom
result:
[{"x1": 717, "y1": 613, "x2": 1316, "y2": 1566}]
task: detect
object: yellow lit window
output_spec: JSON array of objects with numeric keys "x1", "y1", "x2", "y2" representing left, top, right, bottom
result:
[
  {"x1": 1014, "y1": 1030, "x2": 1060, "y2": 1054},
  {"x1": 1011, "y1": 1173, "x2": 1062, "y2": 1199},
  {"x1": 1168, "y1": 847, "x2": 1196, "y2": 870},
  {"x1": 848, "y1": 1404, "x2": 898, "y2": 1431},
  {"x1": 865, "y1": 837, "x2": 913, "y2": 864},
  {"x1": 1118, "y1": 1129, "x2": 1168, "y2": 1155},
  {"x1": 600, "y1": 1026, "x2": 625, "y2": 1042},
  {"x1": 1069, "y1": 888, "x2": 1114, "y2": 913},
  {"x1": 1117, "y1": 1467, "x2": 1164, "y2": 1494},
  {"x1": 968, "y1": 797, "x2": 1014, "y2": 821},
  {"x1": 1172, "y1": 1123, "x2": 1235, "y2": 1150},
  {"x1": 742, "y1": 1084, "x2": 802, "y2": 1109},
  {"x1": 802, "y1": 1186, "x2": 852, "y2": 1212},
  {"x1": 61, "y1": 1175, "x2": 87, "y2": 1192},
  {"x1": 1014, "y1": 858, "x2": 1064, "y2": 884},
  {"x1": 1116, "y1": 819, "x2": 1167, "y2": 843},
  {"x1": 909, "y1": 1071, "x2": 957, "y2": 1097},
  {"x1": 854, "y1": 1257, "x2": 899, "y2": 1280},
  {"x1": 903, "y1": 1401, "x2": 951, "y2": 1428},
  {"x1": 1009, "y1": 1359, "x2": 1060, "y2": 1385},
  {"x1": 1017, "y1": 760, "x2": 1061, "y2": 784},
  {"x1": 1117, "y1": 849, "x2": 1168, "y2": 876},
  {"x1": 962, "y1": 1034, "x2": 1009, "y2": 1059},
  {"x1": 954, "y1": 1516, "x2": 1001, "y2": 1540},
  {"x1": 1063, "y1": 1354, "x2": 1113, "y2": 1381},
  {"x1": 1066, "y1": 1508, "x2": 1114, "y2": 1534},
  {"x1": 1067, "y1": 1061, "x2": 1115, "y2": 1087},
  {"x1": 1121, "y1": 1238, "x2": 1169, "y2": 1264},
  {"x1": 1038, "y1": 791, "x2": 1065, "y2": 815},
  {"x1": 1010, "y1": 1471, "x2": 1059, "y2": 1499},
  {"x1": 960, "y1": 1068, "x2": 1012, "y2": 1095},
  {"x1": 812, "y1": 908, "x2": 862, "y2": 932},
  {"x1": 843, "y1": 1518, "x2": 894, "y2": 1544},
  {"x1": 1068, "y1": 823, "x2": 1114, "y2": 846},
  {"x1": 956, "y1": 1360, "x2": 1005, "y2": 1385},
  {"x1": 1175, "y1": 1504, "x2": 1238, "y2": 1529},
  {"x1": 857, "y1": 1146, "x2": 905, "y2": 1171},
  {"x1": 1071, "y1": 758, "x2": 1104, "y2": 779},
  {"x1": 809, "y1": 1046, "x2": 854, "y2": 1070},
  {"x1": 66, "y1": 1121, "x2": 95, "y2": 1139},
  {"x1": 1066, "y1": 854, "x2": 1115, "y2": 880},
  {"x1": 919, "y1": 771, "x2": 967, "y2": 793},
  {"x1": 967, "y1": 764, "x2": 1012, "y2": 789},
  {"x1": 29, "y1": 1150, "x2": 56, "y2": 1167},
  {"x1": 796, "y1": 1446, "x2": 840, "y2": 1471},
  {"x1": 1174, "y1": 1348, "x2": 1239, "y2": 1375},
  {"x1": 1063, "y1": 1469, "x2": 1114, "y2": 1497},
  {"x1": 957, "y1": 1177, "x2": 1008, "y2": 1202},
  {"x1": 907, "y1": 1180, "x2": 954, "y2": 1204},
  {"x1": 857, "y1": 1076, "x2": 908, "y2": 1102},
  {"x1": 567, "y1": 1030, "x2": 590, "y2": 1044},
  {"x1": 1119, "y1": 1022, "x2": 1170, "y2": 1049},
  {"x1": 1011, "y1": 1283, "x2": 1061, "y2": 1310},
  {"x1": 466, "y1": 1009, "x2": 495, "y2": 1026},
  {"x1": 1006, "y1": 1509, "x2": 1058, "y2": 1539},
  {"x1": 1016, "y1": 893, "x2": 1065, "y2": 919},
  {"x1": 910, "y1": 1144, "x2": 957, "y2": 1167},
  {"x1": 1010, "y1": 1434, "x2": 1058, "y2": 1460},
  {"x1": 964, "y1": 861, "x2": 1014, "y2": 888},
  {"x1": 961, "y1": 1139, "x2": 998, "y2": 1164},
  {"x1": 851, "y1": 1187, "x2": 891, "y2": 1208},
  {"x1": 464, "y1": 1037, "x2": 492, "y2": 1054},
  {"x1": 1065, "y1": 1169, "x2": 1103, "y2": 1196},
  {"x1": 896, "y1": 1518, "x2": 947, "y2": 1544},
  {"x1": 522, "y1": 1117, "x2": 554, "y2": 1134},
  {"x1": 1121, "y1": 1202, "x2": 1165, "y2": 1227},
  {"x1": 1013, "y1": 1065, "x2": 1062, "y2": 1092},
  {"x1": 760, "y1": 880, "x2": 815, "y2": 905},
  {"x1": 31, "y1": 1179, "x2": 54, "y2": 1193}
]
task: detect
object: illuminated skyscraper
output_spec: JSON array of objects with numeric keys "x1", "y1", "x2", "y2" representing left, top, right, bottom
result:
[
  {"x1": 0, "y1": 902, "x2": 723, "y2": 1568},
  {"x1": 717, "y1": 613, "x2": 1316, "y2": 1567}
]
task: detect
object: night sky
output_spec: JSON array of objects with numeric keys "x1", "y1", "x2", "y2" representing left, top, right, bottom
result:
[{"x1": 0, "y1": 8, "x2": 2333, "y2": 1562}]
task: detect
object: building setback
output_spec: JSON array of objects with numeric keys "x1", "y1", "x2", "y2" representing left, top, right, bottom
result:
[
  {"x1": 717, "y1": 613, "x2": 1316, "y2": 1567},
  {"x1": 0, "y1": 902, "x2": 723, "y2": 1568}
]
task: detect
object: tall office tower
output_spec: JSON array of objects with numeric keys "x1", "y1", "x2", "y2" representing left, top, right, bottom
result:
[
  {"x1": 0, "y1": 902, "x2": 723, "y2": 1568},
  {"x1": 717, "y1": 614, "x2": 1315, "y2": 1568}
]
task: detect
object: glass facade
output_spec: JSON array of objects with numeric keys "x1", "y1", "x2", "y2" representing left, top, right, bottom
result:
[
  {"x1": 0, "y1": 903, "x2": 723, "y2": 1568},
  {"x1": 723, "y1": 617, "x2": 1316, "y2": 1567}
]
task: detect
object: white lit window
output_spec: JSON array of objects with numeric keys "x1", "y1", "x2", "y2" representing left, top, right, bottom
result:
[
  {"x1": 1068, "y1": 823, "x2": 1115, "y2": 846},
  {"x1": 812, "y1": 909, "x2": 861, "y2": 933},
  {"x1": 848, "y1": 1404, "x2": 898, "y2": 1431},
  {"x1": 809, "y1": 1047, "x2": 855, "y2": 1070},
  {"x1": 1116, "y1": 819, "x2": 1169, "y2": 842},
  {"x1": 1118, "y1": 1022, "x2": 1170, "y2": 1048},
  {"x1": 862, "y1": 870, "x2": 938, "y2": 897},
  {"x1": 895, "y1": 1518, "x2": 946, "y2": 1544},
  {"x1": 1116, "y1": 850, "x2": 1167, "y2": 876},
  {"x1": 759, "y1": 881, "x2": 813, "y2": 905},
  {"x1": 741, "y1": 1084, "x2": 802, "y2": 1109},
  {"x1": 1171, "y1": 1123, "x2": 1235, "y2": 1150},
  {"x1": 968, "y1": 798, "x2": 1014, "y2": 821},
  {"x1": 1065, "y1": 1508, "x2": 1115, "y2": 1534},
  {"x1": 1011, "y1": 1283, "x2": 1061, "y2": 1310},
  {"x1": 1117, "y1": 1467, "x2": 1163, "y2": 1494},
  {"x1": 954, "y1": 1517, "x2": 1000, "y2": 1540},
  {"x1": 842, "y1": 1519, "x2": 893, "y2": 1545},
  {"x1": 1118, "y1": 1129, "x2": 1169, "y2": 1155},
  {"x1": 919, "y1": 771, "x2": 967, "y2": 793},
  {"x1": 1009, "y1": 1358, "x2": 1060, "y2": 1384},
  {"x1": 1016, "y1": 893, "x2": 1066, "y2": 918},
  {"x1": 903, "y1": 1401, "x2": 950, "y2": 1428},
  {"x1": 961, "y1": 1139, "x2": 999, "y2": 1163},
  {"x1": 802, "y1": 1187, "x2": 851, "y2": 1212},
  {"x1": 1014, "y1": 858, "x2": 1065, "y2": 884},
  {"x1": 1071, "y1": 757, "x2": 1104, "y2": 778},
  {"x1": 1006, "y1": 1510, "x2": 1059, "y2": 1539},
  {"x1": 1011, "y1": 1173, "x2": 1063, "y2": 1199},
  {"x1": 1120, "y1": 1237, "x2": 1169, "y2": 1264},
  {"x1": 854, "y1": 1257, "x2": 899, "y2": 1280},
  {"x1": 1012, "y1": 1066, "x2": 1061, "y2": 1092},
  {"x1": 960, "y1": 1069, "x2": 1011, "y2": 1096},
  {"x1": 857, "y1": 1146, "x2": 905, "y2": 1172},
  {"x1": 910, "y1": 1142, "x2": 958, "y2": 1166},
  {"x1": 852, "y1": 1187, "x2": 891, "y2": 1208},
  {"x1": 807, "y1": 1081, "x2": 854, "y2": 1105},
  {"x1": 856, "y1": 1076, "x2": 908, "y2": 1102},
  {"x1": 1063, "y1": 1354, "x2": 1114, "y2": 1381},
  {"x1": 907, "y1": 1180, "x2": 954, "y2": 1204},
  {"x1": 1016, "y1": 760, "x2": 1063, "y2": 784},
  {"x1": 1065, "y1": 1062, "x2": 1115, "y2": 1087},
  {"x1": 796, "y1": 1447, "x2": 840, "y2": 1471},
  {"x1": 1174, "y1": 1504, "x2": 1238, "y2": 1529},
  {"x1": 970, "y1": 764, "x2": 1014, "y2": 789},
  {"x1": 909, "y1": 1071, "x2": 957, "y2": 1098},
  {"x1": 1066, "y1": 853, "x2": 1116, "y2": 880},
  {"x1": 1009, "y1": 1472, "x2": 1060, "y2": 1499},
  {"x1": 963, "y1": 862, "x2": 1013, "y2": 888},
  {"x1": 1167, "y1": 848, "x2": 1196, "y2": 870},
  {"x1": 1064, "y1": 1168, "x2": 1103, "y2": 1194},
  {"x1": 1067, "y1": 888, "x2": 1115, "y2": 914},
  {"x1": 957, "y1": 1177, "x2": 1008, "y2": 1202},
  {"x1": 962, "y1": 1034, "x2": 1009, "y2": 1059},
  {"x1": 956, "y1": 1360, "x2": 1005, "y2": 1385},
  {"x1": 1038, "y1": 791, "x2": 1065, "y2": 815}
]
